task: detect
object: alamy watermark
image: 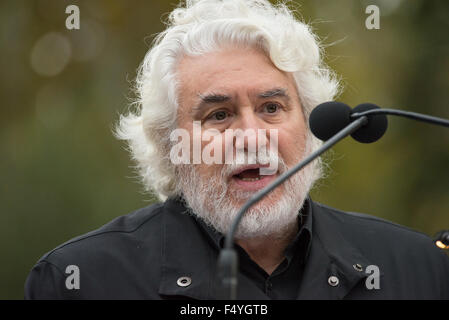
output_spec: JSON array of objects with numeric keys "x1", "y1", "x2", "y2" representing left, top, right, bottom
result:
[
  {"x1": 65, "y1": 264, "x2": 80, "y2": 290},
  {"x1": 170, "y1": 121, "x2": 279, "y2": 175},
  {"x1": 365, "y1": 5, "x2": 380, "y2": 30},
  {"x1": 65, "y1": 5, "x2": 80, "y2": 30},
  {"x1": 365, "y1": 264, "x2": 381, "y2": 290}
]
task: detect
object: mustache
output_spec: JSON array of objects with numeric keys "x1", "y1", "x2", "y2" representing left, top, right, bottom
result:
[
  {"x1": 176, "y1": 150, "x2": 287, "y2": 188},
  {"x1": 220, "y1": 150, "x2": 287, "y2": 180}
]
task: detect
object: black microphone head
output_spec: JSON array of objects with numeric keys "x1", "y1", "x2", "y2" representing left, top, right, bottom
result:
[
  {"x1": 309, "y1": 101, "x2": 352, "y2": 141},
  {"x1": 350, "y1": 103, "x2": 388, "y2": 143}
]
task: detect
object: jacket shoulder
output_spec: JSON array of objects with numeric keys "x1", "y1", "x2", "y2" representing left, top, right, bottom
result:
[
  {"x1": 314, "y1": 201, "x2": 433, "y2": 243},
  {"x1": 314, "y1": 201, "x2": 449, "y2": 271},
  {"x1": 25, "y1": 202, "x2": 166, "y2": 299},
  {"x1": 32, "y1": 202, "x2": 166, "y2": 275}
]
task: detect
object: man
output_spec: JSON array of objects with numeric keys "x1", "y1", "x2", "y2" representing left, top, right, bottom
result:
[{"x1": 25, "y1": 0, "x2": 449, "y2": 299}]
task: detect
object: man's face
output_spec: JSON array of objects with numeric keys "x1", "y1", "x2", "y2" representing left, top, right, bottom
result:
[{"x1": 174, "y1": 47, "x2": 311, "y2": 238}]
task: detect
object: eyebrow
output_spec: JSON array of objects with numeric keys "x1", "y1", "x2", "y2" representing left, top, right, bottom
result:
[
  {"x1": 191, "y1": 93, "x2": 231, "y2": 117},
  {"x1": 258, "y1": 88, "x2": 288, "y2": 99},
  {"x1": 198, "y1": 93, "x2": 231, "y2": 104},
  {"x1": 191, "y1": 87, "x2": 290, "y2": 118}
]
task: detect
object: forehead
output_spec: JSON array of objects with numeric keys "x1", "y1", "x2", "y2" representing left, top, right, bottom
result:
[{"x1": 177, "y1": 47, "x2": 297, "y2": 104}]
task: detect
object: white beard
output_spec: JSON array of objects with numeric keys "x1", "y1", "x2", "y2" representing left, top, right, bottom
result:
[{"x1": 175, "y1": 134, "x2": 319, "y2": 240}]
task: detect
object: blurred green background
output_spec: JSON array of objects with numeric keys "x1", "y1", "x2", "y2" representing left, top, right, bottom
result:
[{"x1": 0, "y1": 0, "x2": 448, "y2": 299}]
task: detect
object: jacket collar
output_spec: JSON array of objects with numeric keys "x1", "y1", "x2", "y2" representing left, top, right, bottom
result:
[{"x1": 158, "y1": 197, "x2": 377, "y2": 300}]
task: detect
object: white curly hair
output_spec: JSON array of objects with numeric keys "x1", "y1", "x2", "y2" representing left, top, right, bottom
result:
[{"x1": 115, "y1": 0, "x2": 340, "y2": 200}]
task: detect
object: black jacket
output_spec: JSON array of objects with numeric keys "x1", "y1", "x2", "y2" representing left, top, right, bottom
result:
[{"x1": 25, "y1": 197, "x2": 449, "y2": 299}]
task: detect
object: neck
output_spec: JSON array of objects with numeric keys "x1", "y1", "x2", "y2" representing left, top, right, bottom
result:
[{"x1": 235, "y1": 220, "x2": 298, "y2": 275}]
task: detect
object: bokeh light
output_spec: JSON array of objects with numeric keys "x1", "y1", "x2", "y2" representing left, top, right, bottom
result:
[{"x1": 30, "y1": 32, "x2": 71, "y2": 77}]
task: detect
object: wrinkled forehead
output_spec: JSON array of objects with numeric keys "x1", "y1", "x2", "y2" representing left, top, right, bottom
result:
[{"x1": 175, "y1": 47, "x2": 299, "y2": 114}]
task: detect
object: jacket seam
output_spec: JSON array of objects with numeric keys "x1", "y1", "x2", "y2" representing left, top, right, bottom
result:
[
  {"x1": 37, "y1": 259, "x2": 66, "y2": 278},
  {"x1": 44, "y1": 205, "x2": 164, "y2": 261}
]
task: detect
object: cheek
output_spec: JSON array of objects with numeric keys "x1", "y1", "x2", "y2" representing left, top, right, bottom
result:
[
  {"x1": 277, "y1": 104, "x2": 307, "y2": 159},
  {"x1": 277, "y1": 128, "x2": 307, "y2": 166}
]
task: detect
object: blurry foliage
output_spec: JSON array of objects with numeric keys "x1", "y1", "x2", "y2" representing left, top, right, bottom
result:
[{"x1": 0, "y1": 0, "x2": 447, "y2": 299}]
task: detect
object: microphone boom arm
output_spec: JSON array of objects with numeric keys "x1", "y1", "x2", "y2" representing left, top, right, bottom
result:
[{"x1": 351, "y1": 109, "x2": 449, "y2": 128}]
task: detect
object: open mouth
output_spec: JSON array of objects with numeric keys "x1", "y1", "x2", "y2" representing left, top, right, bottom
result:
[
  {"x1": 229, "y1": 165, "x2": 277, "y2": 190},
  {"x1": 234, "y1": 168, "x2": 264, "y2": 181}
]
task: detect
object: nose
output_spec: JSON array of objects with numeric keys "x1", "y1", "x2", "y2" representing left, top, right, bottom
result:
[{"x1": 229, "y1": 107, "x2": 270, "y2": 154}]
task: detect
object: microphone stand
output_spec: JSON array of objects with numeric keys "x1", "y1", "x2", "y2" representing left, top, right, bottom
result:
[{"x1": 216, "y1": 116, "x2": 369, "y2": 300}]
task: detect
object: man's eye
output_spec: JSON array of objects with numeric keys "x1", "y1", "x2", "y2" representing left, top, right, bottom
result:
[
  {"x1": 264, "y1": 103, "x2": 281, "y2": 113},
  {"x1": 210, "y1": 110, "x2": 228, "y2": 121}
]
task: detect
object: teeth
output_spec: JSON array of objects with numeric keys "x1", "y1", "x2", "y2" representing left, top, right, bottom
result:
[{"x1": 240, "y1": 177, "x2": 261, "y2": 181}]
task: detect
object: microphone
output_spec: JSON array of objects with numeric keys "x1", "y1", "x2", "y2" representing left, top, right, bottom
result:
[
  {"x1": 217, "y1": 101, "x2": 449, "y2": 299},
  {"x1": 309, "y1": 101, "x2": 449, "y2": 143},
  {"x1": 309, "y1": 101, "x2": 388, "y2": 143},
  {"x1": 308, "y1": 101, "x2": 352, "y2": 141},
  {"x1": 350, "y1": 103, "x2": 388, "y2": 143}
]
